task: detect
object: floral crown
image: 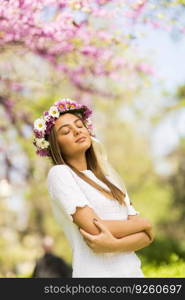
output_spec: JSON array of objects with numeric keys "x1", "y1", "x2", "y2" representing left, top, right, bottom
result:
[{"x1": 32, "y1": 98, "x2": 94, "y2": 157}]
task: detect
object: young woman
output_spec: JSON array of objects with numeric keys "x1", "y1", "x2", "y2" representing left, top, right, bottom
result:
[{"x1": 33, "y1": 98, "x2": 154, "y2": 278}]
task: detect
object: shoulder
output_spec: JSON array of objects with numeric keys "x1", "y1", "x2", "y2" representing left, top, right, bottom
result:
[
  {"x1": 47, "y1": 164, "x2": 73, "y2": 185},
  {"x1": 47, "y1": 164, "x2": 69, "y2": 176}
]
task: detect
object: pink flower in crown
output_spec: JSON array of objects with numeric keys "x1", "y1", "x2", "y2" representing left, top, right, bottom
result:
[
  {"x1": 55, "y1": 98, "x2": 81, "y2": 112},
  {"x1": 55, "y1": 101, "x2": 68, "y2": 112}
]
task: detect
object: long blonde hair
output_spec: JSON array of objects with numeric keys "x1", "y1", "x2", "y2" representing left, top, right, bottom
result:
[{"x1": 46, "y1": 111, "x2": 126, "y2": 206}]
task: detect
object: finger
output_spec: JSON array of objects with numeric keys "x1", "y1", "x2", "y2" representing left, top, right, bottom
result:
[
  {"x1": 85, "y1": 240, "x2": 93, "y2": 249},
  {"x1": 79, "y1": 228, "x2": 94, "y2": 241},
  {"x1": 93, "y1": 219, "x2": 108, "y2": 233}
]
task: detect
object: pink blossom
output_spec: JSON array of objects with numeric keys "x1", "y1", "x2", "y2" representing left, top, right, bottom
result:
[{"x1": 135, "y1": 63, "x2": 154, "y2": 75}]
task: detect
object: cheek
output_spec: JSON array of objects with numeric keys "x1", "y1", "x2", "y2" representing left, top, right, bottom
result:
[
  {"x1": 83, "y1": 127, "x2": 90, "y2": 137},
  {"x1": 57, "y1": 135, "x2": 75, "y2": 150}
]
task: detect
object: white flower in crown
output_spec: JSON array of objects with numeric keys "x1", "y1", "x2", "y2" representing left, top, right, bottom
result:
[
  {"x1": 34, "y1": 118, "x2": 46, "y2": 132},
  {"x1": 48, "y1": 106, "x2": 60, "y2": 118},
  {"x1": 35, "y1": 138, "x2": 49, "y2": 149}
]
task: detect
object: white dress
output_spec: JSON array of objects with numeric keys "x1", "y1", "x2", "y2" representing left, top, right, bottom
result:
[{"x1": 47, "y1": 164, "x2": 145, "y2": 278}]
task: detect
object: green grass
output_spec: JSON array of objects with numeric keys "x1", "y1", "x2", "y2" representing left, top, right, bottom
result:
[{"x1": 142, "y1": 259, "x2": 185, "y2": 277}]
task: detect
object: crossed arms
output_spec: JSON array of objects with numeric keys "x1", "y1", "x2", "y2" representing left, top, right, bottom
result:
[{"x1": 71, "y1": 205, "x2": 155, "y2": 254}]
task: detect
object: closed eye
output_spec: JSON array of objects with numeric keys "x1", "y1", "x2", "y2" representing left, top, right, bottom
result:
[{"x1": 62, "y1": 123, "x2": 84, "y2": 135}]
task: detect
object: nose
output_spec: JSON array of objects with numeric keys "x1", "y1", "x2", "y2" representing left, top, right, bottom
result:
[{"x1": 73, "y1": 127, "x2": 82, "y2": 136}]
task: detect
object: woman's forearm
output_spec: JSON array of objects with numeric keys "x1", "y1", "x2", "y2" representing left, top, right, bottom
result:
[
  {"x1": 114, "y1": 231, "x2": 152, "y2": 252},
  {"x1": 101, "y1": 217, "x2": 151, "y2": 239}
]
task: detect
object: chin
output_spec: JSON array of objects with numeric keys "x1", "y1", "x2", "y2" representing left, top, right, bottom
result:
[{"x1": 80, "y1": 139, "x2": 91, "y2": 150}]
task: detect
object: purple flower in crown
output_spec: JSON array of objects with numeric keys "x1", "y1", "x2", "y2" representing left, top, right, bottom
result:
[
  {"x1": 44, "y1": 120, "x2": 55, "y2": 136},
  {"x1": 82, "y1": 105, "x2": 93, "y2": 118},
  {"x1": 33, "y1": 128, "x2": 45, "y2": 138},
  {"x1": 43, "y1": 111, "x2": 49, "y2": 117},
  {"x1": 36, "y1": 148, "x2": 50, "y2": 157}
]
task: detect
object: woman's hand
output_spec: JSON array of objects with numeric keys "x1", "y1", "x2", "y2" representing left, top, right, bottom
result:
[
  {"x1": 128, "y1": 215, "x2": 155, "y2": 242},
  {"x1": 79, "y1": 219, "x2": 119, "y2": 253},
  {"x1": 144, "y1": 227, "x2": 155, "y2": 242}
]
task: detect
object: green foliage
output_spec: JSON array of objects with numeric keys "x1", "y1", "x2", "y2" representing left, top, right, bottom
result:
[
  {"x1": 142, "y1": 260, "x2": 185, "y2": 278},
  {"x1": 132, "y1": 178, "x2": 172, "y2": 225},
  {"x1": 138, "y1": 237, "x2": 185, "y2": 277},
  {"x1": 142, "y1": 255, "x2": 185, "y2": 278},
  {"x1": 138, "y1": 237, "x2": 185, "y2": 265}
]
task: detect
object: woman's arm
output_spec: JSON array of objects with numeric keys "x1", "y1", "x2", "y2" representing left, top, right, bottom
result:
[
  {"x1": 80, "y1": 220, "x2": 153, "y2": 254},
  {"x1": 127, "y1": 215, "x2": 155, "y2": 242},
  {"x1": 72, "y1": 206, "x2": 152, "y2": 239},
  {"x1": 101, "y1": 217, "x2": 152, "y2": 239},
  {"x1": 114, "y1": 231, "x2": 152, "y2": 252}
]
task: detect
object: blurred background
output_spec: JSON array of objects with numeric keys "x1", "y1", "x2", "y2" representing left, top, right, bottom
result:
[{"x1": 0, "y1": 0, "x2": 185, "y2": 277}]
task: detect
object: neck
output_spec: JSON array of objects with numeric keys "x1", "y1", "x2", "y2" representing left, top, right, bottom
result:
[{"x1": 65, "y1": 152, "x2": 87, "y2": 172}]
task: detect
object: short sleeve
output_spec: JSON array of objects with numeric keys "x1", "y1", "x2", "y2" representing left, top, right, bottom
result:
[
  {"x1": 124, "y1": 192, "x2": 140, "y2": 216},
  {"x1": 47, "y1": 165, "x2": 93, "y2": 222}
]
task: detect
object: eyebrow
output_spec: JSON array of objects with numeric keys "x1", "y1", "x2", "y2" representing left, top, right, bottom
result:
[{"x1": 57, "y1": 118, "x2": 82, "y2": 133}]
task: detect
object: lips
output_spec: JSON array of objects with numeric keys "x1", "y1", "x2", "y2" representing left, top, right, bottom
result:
[{"x1": 75, "y1": 136, "x2": 86, "y2": 143}]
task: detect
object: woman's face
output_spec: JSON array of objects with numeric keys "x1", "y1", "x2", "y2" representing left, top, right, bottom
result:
[{"x1": 54, "y1": 113, "x2": 92, "y2": 158}]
